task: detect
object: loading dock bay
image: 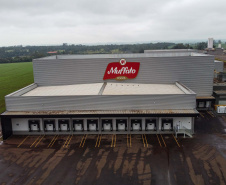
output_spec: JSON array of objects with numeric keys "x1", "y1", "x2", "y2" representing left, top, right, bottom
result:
[
  {"x1": 3, "y1": 111, "x2": 214, "y2": 150},
  {"x1": 13, "y1": 134, "x2": 181, "y2": 149},
  {"x1": 12, "y1": 111, "x2": 215, "y2": 149},
  {"x1": 199, "y1": 110, "x2": 216, "y2": 119}
]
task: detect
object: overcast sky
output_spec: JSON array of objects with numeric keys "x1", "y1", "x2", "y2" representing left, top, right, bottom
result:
[{"x1": 0, "y1": 0, "x2": 225, "y2": 46}]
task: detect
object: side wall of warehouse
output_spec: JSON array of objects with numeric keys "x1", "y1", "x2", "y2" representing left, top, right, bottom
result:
[{"x1": 33, "y1": 55, "x2": 214, "y2": 96}]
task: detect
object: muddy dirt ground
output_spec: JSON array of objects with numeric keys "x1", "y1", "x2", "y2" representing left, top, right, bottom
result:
[{"x1": 0, "y1": 112, "x2": 225, "y2": 185}]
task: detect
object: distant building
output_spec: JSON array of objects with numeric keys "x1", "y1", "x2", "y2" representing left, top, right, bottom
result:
[
  {"x1": 206, "y1": 48, "x2": 225, "y2": 55},
  {"x1": 47, "y1": 51, "x2": 58, "y2": 54},
  {"x1": 214, "y1": 60, "x2": 224, "y2": 73},
  {"x1": 208, "y1": 38, "x2": 214, "y2": 49}
]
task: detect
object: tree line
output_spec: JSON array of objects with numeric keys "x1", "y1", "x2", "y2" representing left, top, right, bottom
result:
[{"x1": 0, "y1": 42, "x2": 208, "y2": 63}]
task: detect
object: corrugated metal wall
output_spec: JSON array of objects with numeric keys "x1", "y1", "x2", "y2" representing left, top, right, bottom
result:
[
  {"x1": 33, "y1": 55, "x2": 214, "y2": 96},
  {"x1": 214, "y1": 60, "x2": 224, "y2": 72},
  {"x1": 5, "y1": 94, "x2": 196, "y2": 111}
]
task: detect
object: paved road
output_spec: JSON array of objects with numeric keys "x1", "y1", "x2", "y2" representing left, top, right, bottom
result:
[{"x1": 0, "y1": 114, "x2": 225, "y2": 185}]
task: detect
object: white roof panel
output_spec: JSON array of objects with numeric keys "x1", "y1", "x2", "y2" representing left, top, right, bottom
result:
[
  {"x1": 22, "y1": 83, "x2": 103, "y2": 96},
  {"x1": 21, "y1": 83, "x2": 186, "y2": 96},
  {"x1": 102, "y1": 83, "x2": 185, "y2": 95}
]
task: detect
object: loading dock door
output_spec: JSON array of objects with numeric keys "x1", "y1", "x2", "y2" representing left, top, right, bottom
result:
[
  {"x1": 145, "y1": 119, "x2": 157, "y2": 131},
  {"x1": 102, "y1": 119, "x2": 113, "y2": 131},
  {"x1": 116, "y1": 119, "x2": 127, "y2": 131},
  {"x1": 198, "y1": 102, "x2": 205, "y2": 108},
  {"x1": 87, "y1": 119, "x2": 98, "y2": 131},
  {"x1": 131, "y1": 119, "x2": 142, "y2": 131},
  {"x1": 44, "y1": 120, "x2": 56, "y2": 132},
  {"x1": 161, "y1": 119, "x2": 173, "y2": 131},
  {"x1": 73, "y1": 119, "x2": 84, "y2": 131},
  {"x1": 206, "y1": 101, "x2": 211, "y2": 108},
  {"x1": 28, "y1": 120, "x2": 40, "y2": 132},
  {"x1": 58, "y1": 120, "x2": 70, "y2": 132}
]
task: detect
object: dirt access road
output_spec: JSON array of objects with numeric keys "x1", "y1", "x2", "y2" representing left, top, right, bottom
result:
[{"x1": 0, "y1": 113, "x2": 225, "y2": 185}]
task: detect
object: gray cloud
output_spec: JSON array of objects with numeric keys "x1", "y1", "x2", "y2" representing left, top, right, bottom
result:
[{"x1": 0, "y1": 0, "x2": 225, "y2": 46}]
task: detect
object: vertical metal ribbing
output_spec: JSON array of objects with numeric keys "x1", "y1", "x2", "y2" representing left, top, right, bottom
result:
[{"x1": 33, "y1": 55, "x2": 214, "y2": 97}]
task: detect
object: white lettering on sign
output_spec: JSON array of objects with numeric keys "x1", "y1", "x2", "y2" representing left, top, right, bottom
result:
[{"x1": 107, "y1": 67, "x2": 136, "y2": 75}]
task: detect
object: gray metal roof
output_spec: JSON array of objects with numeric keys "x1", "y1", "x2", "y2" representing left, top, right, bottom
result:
[
  {"x1": 1, "y1": 109, "x2": 199, "y2": 116},
  {"x1": 196, "y1": 96, "x2": 215, "y2": 99},
  {"x1": 34, "y1": 51, "x2": 210, "y2": 60},
  {"x1": 144, "y1": 49, "x2": 197, "y2": 53},
  {"x1": 213, "y1": 90, "x2": 226, "y2": 95}
]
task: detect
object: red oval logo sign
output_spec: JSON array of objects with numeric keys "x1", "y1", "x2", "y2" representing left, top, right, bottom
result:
[{"x1": 103, "y1": 59, "x2": 140, "y2": 80}]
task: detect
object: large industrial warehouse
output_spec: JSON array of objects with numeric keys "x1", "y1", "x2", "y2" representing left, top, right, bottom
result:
[{"x1": 0, "y1": 50, "x2": 214, "y2": 140}]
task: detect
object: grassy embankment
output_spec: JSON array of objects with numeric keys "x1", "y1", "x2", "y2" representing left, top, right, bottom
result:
[{"x1": 0, "y1": 62, "x2": 34, "y2": 113}]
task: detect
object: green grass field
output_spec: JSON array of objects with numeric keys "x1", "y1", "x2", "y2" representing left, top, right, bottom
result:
[{"x1": 0, "y1": 62, "x2": 34, "y2": 113}]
